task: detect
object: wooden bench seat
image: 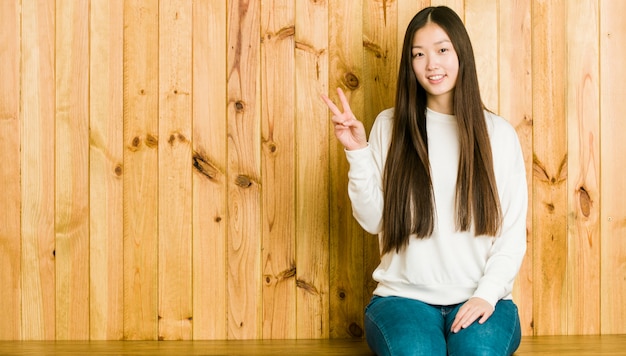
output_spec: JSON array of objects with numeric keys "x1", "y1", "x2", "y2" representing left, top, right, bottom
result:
[{"x1": 1, "y1": 335, "x2": 625, "y2": 355}]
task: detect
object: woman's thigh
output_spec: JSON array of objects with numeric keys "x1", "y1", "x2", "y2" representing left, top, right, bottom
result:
[
  {"x1": 445, "y1": 299, "x2": 521, "y2": 356},
  {"x1": 364, "y1": 296, "x2": 447, "y2": 356}
]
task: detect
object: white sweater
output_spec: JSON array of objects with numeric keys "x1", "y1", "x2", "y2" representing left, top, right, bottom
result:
[{"x1": 345, "y1": 108, "x2": 527, "y2": 308}]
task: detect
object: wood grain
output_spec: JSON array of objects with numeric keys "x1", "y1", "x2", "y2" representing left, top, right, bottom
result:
[
  {"x1": 226, "y1": 0, "x2": 262, "y2": 340},
  {"x1": 191, "y1": 0, "x2": 228, "y2": 340},
  {"x1": 600, "y1": 0, "x2": 626, "y2": 335},
  {"x1": 260, "y1": 0, "x2": 297, "y2": 339},
  {"x1": 465, "y1": 0, "x2": 498, "y2": 111},
  {"x1": 55, "y1": 0, "x2": 90, "y2": 340},
  {"x1": 0, "y1": 0, "x2": 21, "y2": 340},
  {"x1": 89, "y1": 0, "x2": 124, "y2": 340},
  {"x1": 20, "y1": 0, "x2": 56, "y2": 340},
  {"x1": 294, "y1": 0, "x2": 330, "y2": 339},
  {"x1": 329, "y1": 0, "x2": 366, "y2": 340},
  {"x1": 122, "y1": 0, "x2": 159, "y2": 340},
  {"x1": 566, "y1": 0, "x2": 601, "y2": 335},
  {"x1": 498, "y1": 0, "x2": 534, "y2": 336},
  {"x1": 531, "y1": 0, "x2": 568, "y2": 336},
  {"x1": 157, "y1": 0, "x2": 193, "y2": 341}
]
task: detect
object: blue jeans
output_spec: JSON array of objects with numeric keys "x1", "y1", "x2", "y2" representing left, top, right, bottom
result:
[{"x1": 364, "y1": 296, "x2": 521, "y2": 356}]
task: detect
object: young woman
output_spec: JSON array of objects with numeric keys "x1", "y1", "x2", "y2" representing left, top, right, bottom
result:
[{"x1": 321, "y1": 6, "x2": 527, "y2": 356}]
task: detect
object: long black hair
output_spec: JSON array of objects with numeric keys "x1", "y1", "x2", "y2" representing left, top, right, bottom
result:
[{"x1": 381, "y1": 6, "x2": 501, "y2": 254}]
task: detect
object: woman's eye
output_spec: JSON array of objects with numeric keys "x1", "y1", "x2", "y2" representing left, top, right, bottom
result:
[
  {"x1": 412, "y1": 52, "x2": 424, "y2": 58},
  {"x1": 439, "y1": 48, "x2": 449, "y2": 54}
]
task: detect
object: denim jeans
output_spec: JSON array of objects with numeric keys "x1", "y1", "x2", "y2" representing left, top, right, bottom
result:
[{"x1": 364, "y1": 296, "x2": 521, "y2": 356}]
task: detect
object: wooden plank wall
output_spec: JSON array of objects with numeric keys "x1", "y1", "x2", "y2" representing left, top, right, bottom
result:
[{"x1": 0, "y1": 0, "x2": 624, "y2": 340}]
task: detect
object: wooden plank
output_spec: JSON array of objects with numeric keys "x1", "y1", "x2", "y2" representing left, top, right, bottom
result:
[
  {"x1": 328, "y1": 0, "x2": 366, "y2": 339},
  {"x1": 465, "y1": 0, "x2": 498, "y2": 111},
  {"x1": 123, "y1": 0, "x2": 159, "y2": 340},
  {"x1": 498, "y1": 0, "x2": 533, "y2": 336},
  {"x1": 89, "y1": 0, "x2": 124, "y2": 340},
  {"x1": 191, "y1": 0, "x2": 228, "y2": 340},
  {"x1": 260, "y1": 0, "x2": 297, "y2": 339},
  {"x1": 531, "y1": 0, "x2": 568, "y2": 336},
  {"x1": 600, "y1": 0, "x2": 626, "y2": 335},
  {"x1": 294, "y1": 0, "x2": 329, "y2": 339},
  {"x1": 157, "y1": 0, "x2": 193, "y2": 341},
  {"x1": 566, "y1": 0, "x2": 600, "y2": 335},
  {"x1": 360, "y1": 2, "x2": 394, "y2": 326},
  {"x1": 0, "y1": 0, "x2": 21, "y2": 341},
  {"x1": 20, "y1": 0, "x2": 56, "y2": 340},
  {"x1": 55, "y1": 0, "x2": 90, "y2": 340},
  {"x1": 397, "y1": 0, "x2": 430, "y2": 62},
  {"x1": 226, "y1": 0, "x2": 262, "y2": 340}
]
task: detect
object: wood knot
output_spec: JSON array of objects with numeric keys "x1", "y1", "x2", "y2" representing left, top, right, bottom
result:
[
  {"x1": 343, "y1": 72, "x2": 360, "y2": 90},
  {"x1": 114, "y1": 164, "x2": 123, "y2": 176},
  {"x1": 338, "y1": 290, "x2": 346, "y2": 300},
  {"x1": 235, "y1": 101, "x2": 245, "y2": 112},
  {"x1": 145, "y1": 134, "x2": 158, "y2": 148},
  {"x1": 192, "y1": 151, "x2": 219, "y2": 180},
  {"x1": 235, "y1": 175, "x2": 252, "y2": 188},
  {"x1": 578, "y1": 186, "x2": 591, "y2": 217},
  {"x1": 348, "y1": 322, "x2": 363, "y2": 338}
]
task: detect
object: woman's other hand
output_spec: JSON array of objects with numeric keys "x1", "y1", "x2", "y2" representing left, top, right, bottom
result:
[
  {"x1": 451, "y1": 297, "x2": 494, "y2": 333},
  {"x1": 321, "y1": 87, "x2": 368, "y2": 151}
]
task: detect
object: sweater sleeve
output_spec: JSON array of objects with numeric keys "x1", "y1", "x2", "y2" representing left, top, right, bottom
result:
[
  {"x1": 344, "y1": 110, "x2": 392, "y2": 235},
  {"x1": 472, "y1": 118, "x2": 528, "y2": 307}
]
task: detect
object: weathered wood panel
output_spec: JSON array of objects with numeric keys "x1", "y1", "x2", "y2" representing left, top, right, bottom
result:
[
  {"x1": 89, "y1": 0, "x2": 124, "y2": 341},
  {"x1": 531, "y1": 0, "x2": 568, "y2": 336},
  {"x1": 600, "y1": 0, "x2": 626, "y2": 335},
  {"x1": 122, "y1": 0, "x2": 159, "y2": 340},
  {"x1": 226, "y1": 0, "x2": 262, "y2": 340},
  {"x1": 0, "y1": 0, "x2": 21, "y2": 340},
  {"x1": 191, "y1": 0, "x2": 228, "y2": 340},
  {"x1": 260, "y1": 0, "x2": 297, "y2": 339},
  {"x1": 20, "y1": 0, "x2": 56, "y2": 340},
  {"x1": 54, "y1": 0, "x2": 90, "y2": 340},
  {"x1": 295, "y1": 0, "x2": 330, "y2": 339},
  {"x1": 566, "y1": 0, "x2": 601, "y2": 335}
]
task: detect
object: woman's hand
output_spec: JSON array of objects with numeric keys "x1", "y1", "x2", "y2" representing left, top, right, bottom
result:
[
  {"x1": 451, "y1": 297, "x2": 494, "y2": 333},
  {"x1": 320, "y1": 87, "x2": 368, "y2": 151}
]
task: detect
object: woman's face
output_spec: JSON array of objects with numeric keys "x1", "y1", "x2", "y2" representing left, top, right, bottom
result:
[{"x1": 411, "y1": 22, "x2": 459, "y2": 114}]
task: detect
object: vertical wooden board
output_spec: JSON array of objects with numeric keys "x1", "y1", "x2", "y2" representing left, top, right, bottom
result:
[
  {"x1": 20, "y1": 0, "x2": 56, "y2": 340},
  {"x1": 191, "y1": 0, "x2": 228, "y2": 340},
  {"x1": 600, "y1": 0, "x2": 626, "y2": 335},
  {"x1": 123, "y1": 0, "x2": 159, "y2": 340},
  {"x1": 0, "y1": 0, "x2": 21, "y2": 340},
  {"x1": 226, "y1": 0, "x2": 262, "y2": 340},
  {"x1": 89, "y1": 0, "x2": 124, "y2": 340},
  {"x1": 498, "y1": 0, "x2": 534, "y2": 336},
  {"x1": 328, "y1": 0, "x2": 365, "y2": 340},
  {"x1": 363, "y1": 0, "x2": 398, "y2": 312},
  {"x1": 566, "y1": 0, "x2": 601, "y2": 335},
  {"x1": 158, "y1": 0, "x2": 193, "y2": 341},
  {"x1": 531, "y1": 0, "x2": 568, "y2": 336},
  {"x1": 55, "y1": 0, "x2": 90, "y2": 340},
  {"x1": 465, "y1": 0, "x2": 498, "y2": 111},
  {"x1": 294, "y1": 0, "x2": 329, "y2": 339},
  {"x1": 260, "y1": 0, "x2": 297, "y2": 339},
  {"x1": 397, "y1": 0, "x2": 430, "y2": 62},
  {"x1": 363, "y1": 0, "x2": 397, "y2": 131}
]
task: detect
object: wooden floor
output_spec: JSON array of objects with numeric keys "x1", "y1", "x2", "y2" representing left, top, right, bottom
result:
[{"x1": 0, "y1": 335, "x2": 625, "y2": 355}]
